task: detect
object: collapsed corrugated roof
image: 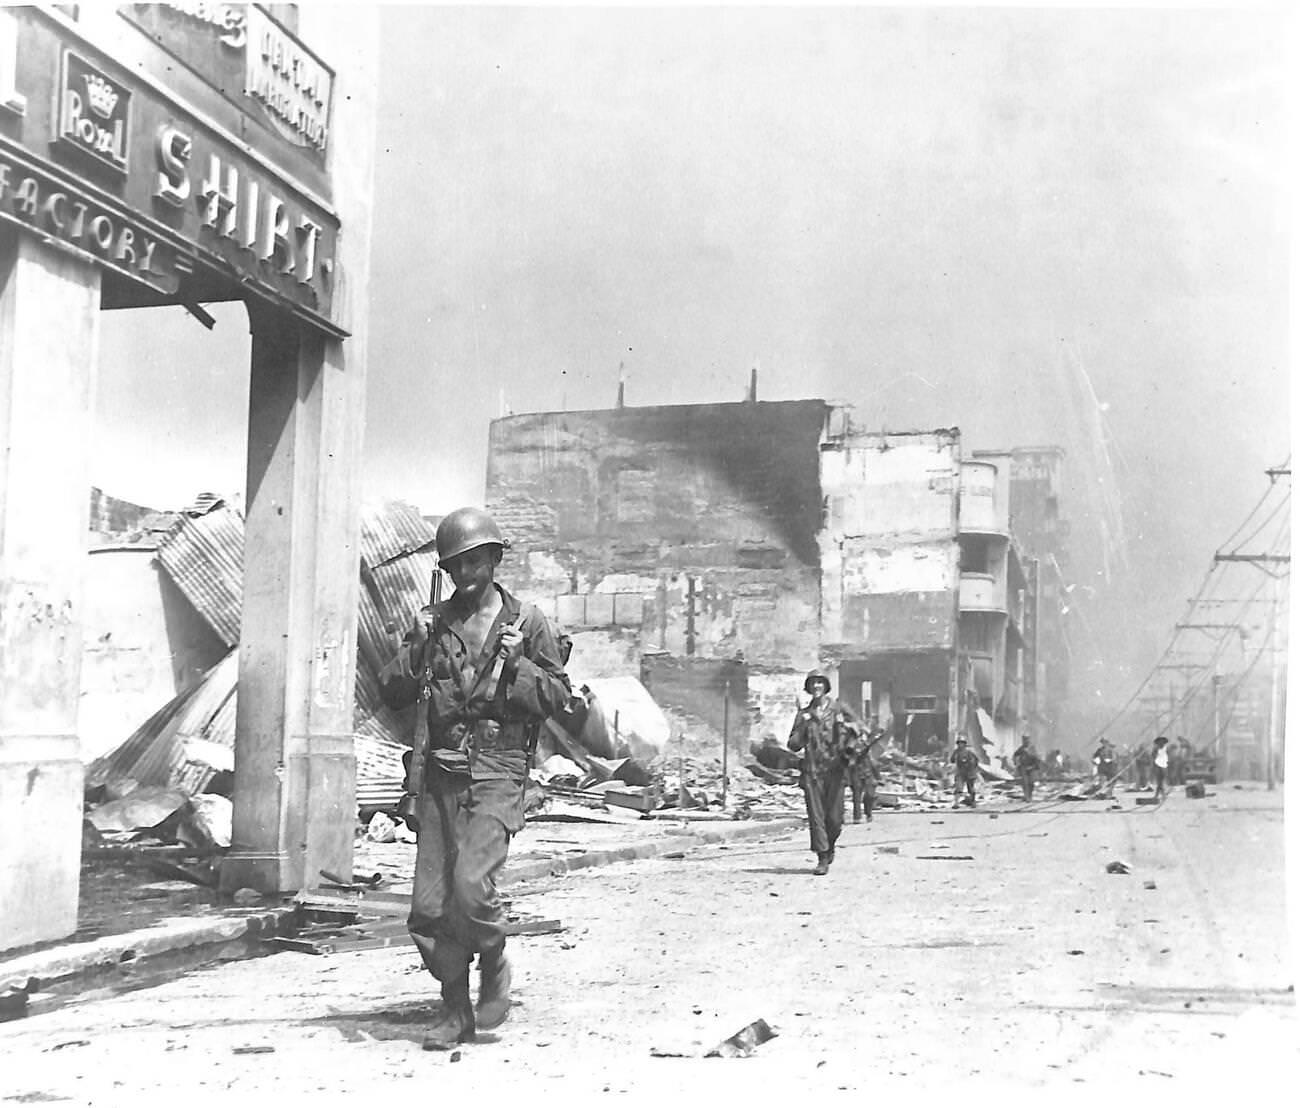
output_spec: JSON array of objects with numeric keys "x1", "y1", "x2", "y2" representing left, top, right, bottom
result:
[
  {"x1": 91, "y1": 500, "x2": 438, "y2": 803},
  {"x1": 154, "y1": 501, "x2": 244, "y2": 648}
]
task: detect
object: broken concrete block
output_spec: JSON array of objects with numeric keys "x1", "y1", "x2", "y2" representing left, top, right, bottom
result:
[
  {"x1": 365, "y1": 812, "x2": 398, "y2": 843},
  {"x1": 705, "y1": 1018, "x2": 777, "y2": 1058}
]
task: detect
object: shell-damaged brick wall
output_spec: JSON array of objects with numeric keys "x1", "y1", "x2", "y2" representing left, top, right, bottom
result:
[{"x1": 485, "y1": 400, "x2": 829, "y2": 676}]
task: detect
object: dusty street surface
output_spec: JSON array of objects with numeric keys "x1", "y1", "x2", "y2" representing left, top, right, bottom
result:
[{"x1": 1, "y1": 786, "x2": 1293, "y2": 1101}]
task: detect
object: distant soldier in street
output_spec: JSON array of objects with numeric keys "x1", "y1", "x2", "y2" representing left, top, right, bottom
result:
[
  {"x1": 379, "y1": 507, "x2": 571, "y2": 1051},
  {"x1": 1012, "y1": 734, "x2": 1041, "y2": 802},
  {"x1": 1134, "y1": 742, "x2": 1153, "y2": 790},
  {"x1": 787, "y1": 671, "x2": 860, "y2": 875},
  {"x1": 1045, "y1": 748, "x2": 1063, "y2": 780},
  {"x1": 950, "y1": 737, "x2": 981, "y2": 808},
  {"x1": 1093, "y1": 737, "x2": 1119, "y2": 798},
  {"x1": 1152, "y1": 735, "x2": 1171, "y2": 801},
  {"x1": 844, "y1": 717, "x2": 885, "y2": 824},
  {"x1": 1173, "y1": 735, "x2": 1193, "y2": 786}
]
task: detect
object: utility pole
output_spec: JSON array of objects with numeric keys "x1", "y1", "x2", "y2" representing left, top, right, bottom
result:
[
  {"x1": 1267, "y1": 574, "x2": 1280, "y2": 790},
  {"x1": 1211, "y1": 459, "x2": 1288, "y2": 786},
  {"x1": 1211, "y1": 671, "x2": 1222, "y2": 756},
  {"x1": 721, "y1": 677, "x2": 731, "y2": 809}
]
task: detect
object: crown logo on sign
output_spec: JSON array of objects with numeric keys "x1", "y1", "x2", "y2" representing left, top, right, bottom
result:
[{"x1": 83, "y1": 73, "x2": 119, "y2": 119}]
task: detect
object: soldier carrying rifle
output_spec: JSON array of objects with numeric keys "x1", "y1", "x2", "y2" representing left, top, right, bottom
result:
[{"x1": 380, "y1": 508, "x2": 571, "y2": 1051}]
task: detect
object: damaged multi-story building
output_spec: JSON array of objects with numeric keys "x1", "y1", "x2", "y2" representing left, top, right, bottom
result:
[{"x1": 486, "y1": 395, "x2": 1069, "y2": 759}]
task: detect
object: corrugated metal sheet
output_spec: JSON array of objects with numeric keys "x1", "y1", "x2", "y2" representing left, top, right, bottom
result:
[
  {"x1": 86, "y1": 650, "x2": 240, "y2": 791},
  {"x1": 92, "y1": 499, "x2": 437, "y2": 805},
  {"x1": 155, "y1": 505, "x2": 244, "y2": 647},
  {"x1": 359, "y1": 499, "x2": 438, "y2": 569},
  {"x1": 91, "y1": 649, "x2": 407, "y2": 797},
  {"x1": 369, "y1": 552, "x2": 440, "y2": 628}
]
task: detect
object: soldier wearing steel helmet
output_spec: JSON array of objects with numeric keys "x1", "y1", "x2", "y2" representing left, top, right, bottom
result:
[
  {"x1": 786, "y1": 670, "x2": 861, "y2": 876},
  {"x1": 379, "y1": 507, "x2": 571, "y2": 1051}
]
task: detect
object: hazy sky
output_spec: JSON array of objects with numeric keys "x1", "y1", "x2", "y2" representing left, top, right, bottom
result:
[{"x1": 93, "y1": 4, "x2": 1291, "y2": 711}]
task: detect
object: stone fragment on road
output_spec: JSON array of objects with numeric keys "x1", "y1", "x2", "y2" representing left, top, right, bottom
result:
[{"x1": 705, "y1": 1018, "x2": 778, "y2": 1058}]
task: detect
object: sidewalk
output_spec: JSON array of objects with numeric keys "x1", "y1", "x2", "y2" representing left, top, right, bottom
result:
[{"x1": 0, "y1": 814, "x2": 802, "y2": 1000}]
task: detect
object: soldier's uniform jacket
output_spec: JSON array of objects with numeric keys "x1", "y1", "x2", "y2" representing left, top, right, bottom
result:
[
  {"x1": 844, "y1": 728, "x2": 884, "y2": 780},
  {"x1": 951, "y1": 745, "x2": 981, "y2": 780},
  {"x1": 380, "y1": 584, "x2": 570, "y2": 782},
  {"x1": 788, "y1": 698, "x2": 859, "y2": 779},
  {"x1": 1013, "y1": 745, "x2": 1041, "y2": 773}
]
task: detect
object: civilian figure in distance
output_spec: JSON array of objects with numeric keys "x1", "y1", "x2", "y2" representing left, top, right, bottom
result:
[
  {"x1": 1152, "y1": 736, "x2": 1170, "y2": 801},
  {"x1": 379, "y1": 507, "x2": 571, "y2": 1051},
  {"x1": 787, "y1": 670, "x2": 860, "y2": 876}
]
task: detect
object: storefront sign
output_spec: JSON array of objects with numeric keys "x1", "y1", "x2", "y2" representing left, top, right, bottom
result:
[
  {"x1": 0, "y1": 144, "x2": 178, "y2": 296},
  {"x1": 57, "y1": 52, "x2": 131, "y2": 174},
  {"x1": 122, "y1": 3, "x2": 332, "y2": 161},
  {"x1": 244, "y1": 5, "x2": 330, "y2": 154},
  {"x1": 3, "y1": 8, "x2": 343, "y2": 336}
]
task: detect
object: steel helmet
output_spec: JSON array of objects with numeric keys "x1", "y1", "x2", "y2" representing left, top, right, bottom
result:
[
  {"x1": 435, "y1": 507, "x2": 507, "y2": 563},
  {"x1": 804, "y1": 670, "x2": 831, "y2": 694}
]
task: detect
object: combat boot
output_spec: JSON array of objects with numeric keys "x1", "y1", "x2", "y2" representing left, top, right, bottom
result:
[
  {"x1": 476, "y1": 945, "x2": 513, "y2": 1031},
  {"x1": 812, "y1": 852, "x2": 830, "y2": 876},
  {"x1": 422, "y1": 975, "x2": 476, "y2": 1051}
]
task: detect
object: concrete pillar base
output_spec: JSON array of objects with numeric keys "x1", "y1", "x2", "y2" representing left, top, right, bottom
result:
[{"x1": 1, "y1": 229, "x2": 99, "y2": 953}]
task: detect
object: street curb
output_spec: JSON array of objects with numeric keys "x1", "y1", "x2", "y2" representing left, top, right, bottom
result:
[
  {"x1": 0, "y1": 818, "x2": 802, "y2": 995},
  {"x1": 502, "y1": 816, "x2": 803, "y2": 884},
  {"x1": 0, "y1": 907, "x2": 294, "y2": 995}
]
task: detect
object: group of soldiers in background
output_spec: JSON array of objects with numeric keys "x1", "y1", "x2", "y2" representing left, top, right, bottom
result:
[
  {"x1": 781, "y1": 672, "x2": 1209, "y2": 876},
  {"x1": 1130, "y1": 735, "x2": 1194, "y2": 790},
  {"x1": 1091, "y1": 734, "x2": 1195, "y2": 799}
]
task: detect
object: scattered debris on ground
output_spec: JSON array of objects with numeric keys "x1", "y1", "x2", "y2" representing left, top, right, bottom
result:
[{"x1": 706, "y1": 1018, "x2": 778, "y2": 1058}]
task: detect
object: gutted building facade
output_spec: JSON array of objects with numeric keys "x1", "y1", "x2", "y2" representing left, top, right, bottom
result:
[
  {"x1": 821, "y1": 424, "x2": 961, "y2": 755},
  {"x1": 486, "y1": 399, "x2": 1068, "y2": 752}
]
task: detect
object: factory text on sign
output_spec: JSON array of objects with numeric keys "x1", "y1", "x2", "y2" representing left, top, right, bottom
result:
[{"x1": 0, "y1": 146, "x2": 178, "y2": 297}]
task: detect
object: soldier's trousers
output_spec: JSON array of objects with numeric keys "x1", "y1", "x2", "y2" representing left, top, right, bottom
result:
[
  {"x1": 847, "y1": 767, "x2": 876, "y2": 822},
  {"x1": 954, "y1": 775, "x2": 977, "y2": 806},
  {"x1": 408, "y1": 768, "x2": 522, "y2": 984},
  {"x1": 1019, "y1": 770, "x2": 1035, "y2": 801},
  {"x1": 802, "y1": 767, "x2": 846, "y2": 854}
]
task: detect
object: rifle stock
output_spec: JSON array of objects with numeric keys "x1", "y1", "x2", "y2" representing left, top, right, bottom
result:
[{"x1": 399, "y1": 567, "x2": 442, "y2": 823}]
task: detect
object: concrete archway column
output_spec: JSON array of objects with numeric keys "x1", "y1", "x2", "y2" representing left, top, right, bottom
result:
[
  {"x1": 220, "y1": 300, "x2": 362, "y2": 895},
  {"x1": 0, "y1": 228, "x2": 101, "y2": 948}
]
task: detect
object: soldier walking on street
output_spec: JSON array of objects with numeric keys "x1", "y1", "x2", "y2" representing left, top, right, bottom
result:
[
  {"x1": 1012, "y1": 734, "x2": 1041, "y2": 802},
  {"x1": 379, "y1": 508, "x2": 571, "y2": 1051},
  {"x1": 787, "y1": 671, "x2": 859, "y2": 875},
  {"x1": 950, "y1": 737, "x2": 981, "y2": 808},
  {"x1": 1135, "y1": 742, "x2": 1153, "y2": 790},
  {"x1": 1093, "y1": 737, "x2": 1119, "y2": 799},
  {"x1": 845, "y1": 717, "x2": 885, "y2": 824}
]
